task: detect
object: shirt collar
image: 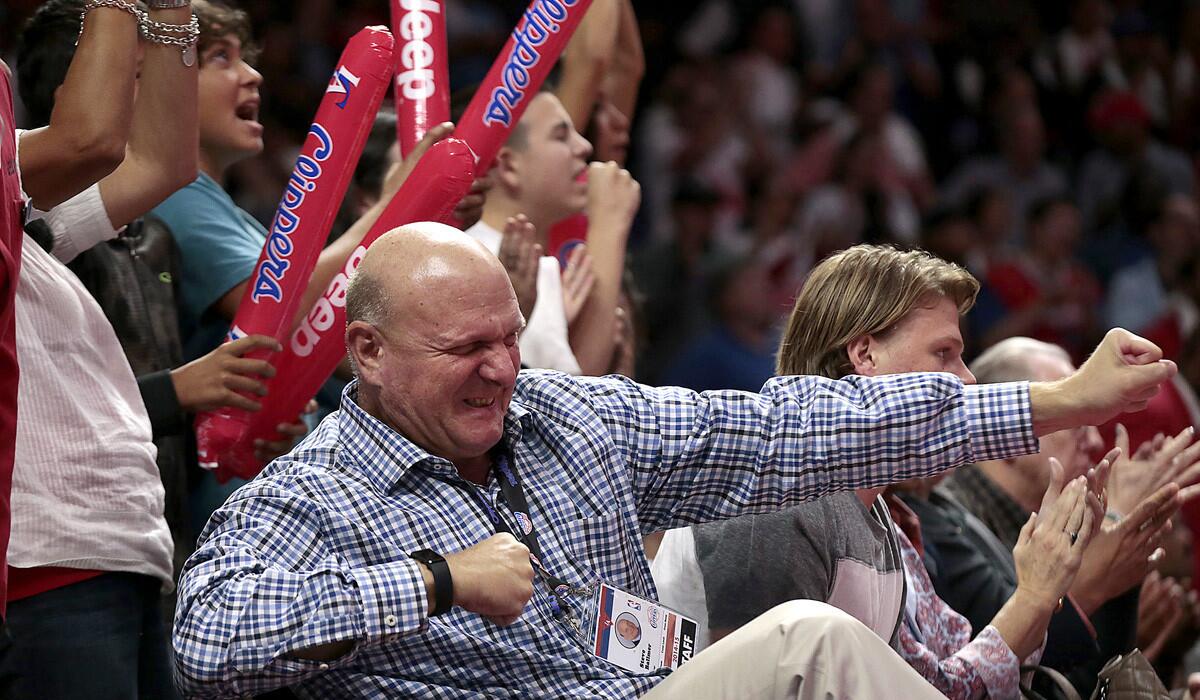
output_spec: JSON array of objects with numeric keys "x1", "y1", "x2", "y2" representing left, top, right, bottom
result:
[{"x1": 336, "y1": 379, "x2": 533, "y2": 495}]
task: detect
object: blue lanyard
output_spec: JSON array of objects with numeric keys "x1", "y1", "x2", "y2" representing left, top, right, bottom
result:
[{"x1": 463, "y1": 449, "x2": 574, "y2": 618}]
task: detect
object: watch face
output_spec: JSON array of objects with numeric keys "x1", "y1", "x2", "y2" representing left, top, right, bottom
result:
[{"x1": 412, "y1": 549, "x2": 440, "y2": 564}]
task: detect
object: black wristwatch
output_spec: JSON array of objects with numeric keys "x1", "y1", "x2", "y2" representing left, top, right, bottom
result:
[{"x1": 410, "y1": 549, "x2": 454, "y2": 616}]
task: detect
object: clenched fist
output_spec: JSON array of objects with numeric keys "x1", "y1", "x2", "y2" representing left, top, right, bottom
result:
[
  {"x1": 444, "y1": 534, "x2": 535, "y2": 626},
  {"x1": 585, "y1": 161, "x2": 640, "y2": 238}
]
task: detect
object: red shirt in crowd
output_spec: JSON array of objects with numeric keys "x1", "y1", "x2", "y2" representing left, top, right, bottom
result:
[{"x1": 0, "y1": 64, "x2": 25, "y2": 615}]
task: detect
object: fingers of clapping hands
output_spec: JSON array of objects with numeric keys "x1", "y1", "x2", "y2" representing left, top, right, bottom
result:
[
  {"x1": 1039, "y1": 457, "x2": 1069, "y2": 515},
  {"x1": 561, "y1": 243, "x2": 596, "y2": 325},
  {"x1": 498, "y1": 215, "x2": 540, "y2": 319}
]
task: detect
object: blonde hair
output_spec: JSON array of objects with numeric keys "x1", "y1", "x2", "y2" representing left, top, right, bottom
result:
[{"x1": 776, "y1": 245, "x2": 979, "y2": 379}]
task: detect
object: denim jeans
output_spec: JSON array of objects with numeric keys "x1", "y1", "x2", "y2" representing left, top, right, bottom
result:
[{"x1": 1, "y1": 572, "x2": 179, "y2": 700}]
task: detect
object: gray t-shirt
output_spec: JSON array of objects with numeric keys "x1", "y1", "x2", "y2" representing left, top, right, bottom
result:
[{"x1": 652, "y1": 492, "x2": 905, "y2": 649}]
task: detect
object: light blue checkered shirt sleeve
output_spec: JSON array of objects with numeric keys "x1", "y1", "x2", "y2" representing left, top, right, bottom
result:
[{"x1": 551, "y1": 372, "x2": 1037, "y2": 531}]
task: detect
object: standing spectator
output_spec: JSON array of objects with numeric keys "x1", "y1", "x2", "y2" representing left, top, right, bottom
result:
[
  {"x1": 636, "y1": 60, "x2": 755, "y2": 244},
  {"x1": 4, "y1": 1, "x2": 193, "y2": 697},
  {"x1": 467, "y1": 90, "x2": 639, "y2": 376},
  {"x1": 797, "y1": 127, "x2": 917, "y2": 248},
  {"x1": 1103, "y1": 10, "x2": 1169, "y2": 128},
  {"x1": 830, "y1": 61, "x2": 935, "y2": 217},
  {"x1": 1055, "y1": 0, "x2": 1114, "y2": 94},
  {"x1": 150, "y1": 0, "x2": 478, "y2": 527},
  {"x1": 0, "y1": 57, "x2": 21, "y2": 694}
]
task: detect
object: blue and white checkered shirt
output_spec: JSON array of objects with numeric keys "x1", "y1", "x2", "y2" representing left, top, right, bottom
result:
[{"x1": 173, "y1": 370, "x2": 1037, "y2": 698}]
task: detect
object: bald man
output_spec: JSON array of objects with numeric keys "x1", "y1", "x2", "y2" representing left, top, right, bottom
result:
[{"x1": 174, "y1": 223, "x2": 1177, "y2": 699}]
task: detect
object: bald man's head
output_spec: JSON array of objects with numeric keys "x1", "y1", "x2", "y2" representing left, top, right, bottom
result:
[
  {"x1": 346, "y1": 221, "x2": 511, "y2": 330},
  {"x1": 344, "y1": 222, "x2": 524, "y2": 476}
]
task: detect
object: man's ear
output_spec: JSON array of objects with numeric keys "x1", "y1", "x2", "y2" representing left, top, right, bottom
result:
[
  {"x1": 846, "y1": 334, "x2": 877, "y2": 376},
  {"x1": 493, "y1": 146, "x2": 522, "y2": 194},
  {"x1": 346, "y1": 321, "x2": 385, "y2": 384}
]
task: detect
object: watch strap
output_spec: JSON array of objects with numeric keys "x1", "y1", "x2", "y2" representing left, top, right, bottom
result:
[
  {"x1": 146, "y1": 0, "x2": 191, "y2": 9},
  {"x1": 410, "y1": 549, "x2": 453, "y2": 616}
]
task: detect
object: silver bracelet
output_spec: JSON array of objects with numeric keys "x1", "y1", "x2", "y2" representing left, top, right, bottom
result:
[
  {"x1": 77, "y1": 0, "x2": 139, "y2": 45},
  {"x1": 137, "y1": 11, "x2": 199, "y2": 66}
]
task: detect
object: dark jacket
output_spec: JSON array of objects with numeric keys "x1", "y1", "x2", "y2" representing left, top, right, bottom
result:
[{"x1": 66, "y1": 214, "x2": 194, "y2": 578}]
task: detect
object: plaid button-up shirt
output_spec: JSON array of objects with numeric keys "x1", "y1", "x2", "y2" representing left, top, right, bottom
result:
[{"x1": 174, "y1": 370, "x2": 1037, "y2": 698}]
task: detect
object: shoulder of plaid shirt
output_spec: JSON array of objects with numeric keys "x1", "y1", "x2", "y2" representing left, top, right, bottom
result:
[{"x1": 173, "y1": 368, "x2": 1038, "y2": 699}]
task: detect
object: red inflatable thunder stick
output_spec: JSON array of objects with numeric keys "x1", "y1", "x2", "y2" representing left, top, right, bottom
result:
[
  {"x1": 390, "y1": 0, "x2": 450, "y2": 156},
  {"x1": 194, "y1": 26, "x2": 395, "y2": 474},
  {"x1": 455, "y1": 0, "x2": 595, "y2": 172},
  {"x1": 206, "y1": 138, "x2": 477, "y2": 481}
]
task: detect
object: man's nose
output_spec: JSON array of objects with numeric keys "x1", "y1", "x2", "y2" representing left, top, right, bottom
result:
[
  {"x1": 479, "y1": 344, "x2": 517, "y2": 384},
  {"x1": 954, "y1": 360, "x2": 976, "y2": 386}
]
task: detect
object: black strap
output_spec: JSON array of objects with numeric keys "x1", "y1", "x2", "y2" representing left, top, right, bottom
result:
[
  {"x1": 461, "y1": 448, "x2": 574, "y2": 617},
  {"x1": 426, "y1": 556, "x2": 454, "y2": 617}
]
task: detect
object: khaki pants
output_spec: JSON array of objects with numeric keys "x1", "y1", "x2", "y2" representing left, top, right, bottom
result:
[{"x1": 643, "y1": 600, "x2": 947, "y2": 700}]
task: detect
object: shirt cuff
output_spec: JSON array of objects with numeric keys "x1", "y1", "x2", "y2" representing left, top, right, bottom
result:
[
  {"x1": 962, "y1": 381, "x2": 1039, "y2": 464},
  {"x1": 41, "y1": 183, "x2": 119, "y2": 264},
  {"x1": 137, "y1": 369, "x2": 186, "y2": 439},
  {"x1": 350, "y1": 557, "x2": 430, "y2": 642},
  {"x1": 970, "y1": 625, "x2": 1022, "y2": 700}
]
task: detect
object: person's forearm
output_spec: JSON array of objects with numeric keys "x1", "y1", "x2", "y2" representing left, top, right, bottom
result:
[
  {"x1": 568, "y1": 220, "x2": 625, "y2": 375},
  {"x1": 1029, "y1": 379, "x2": 1080, "y2": 437},
  {"x1": 554, "y1": 0, "x2": 618, "y2": 128},
  {"x1": 176, "y1": 533, "x2": 429, "y2": 696},
  {"x1": 138, "y1": 369, "x2": 187, "y2": 439},
  {"x1": 990, "y1": 588, "x2": 1056, "y2": 660},
  {"x1": 626, "y1": 373, "x2": 1038, "y2": 532},
  {"x1": 604, "y1": 0, "x2": 644, "y2": 120},
  {"x1": 19, "y1": 7, "x2": 137, "y2": 209},
  {"x1": 99, "y1": 3, "x2": 199, "y2": 228}
]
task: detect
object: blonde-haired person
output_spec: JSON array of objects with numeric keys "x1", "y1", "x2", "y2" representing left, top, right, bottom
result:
[
  {"x1": 653, "y1": 243, "x2": 1111, "y2": 699},
  {"x1": 776, "y1": 244, "x2": 980, "y2": 379}
]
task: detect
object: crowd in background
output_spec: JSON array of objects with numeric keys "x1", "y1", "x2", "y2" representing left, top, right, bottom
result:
[
  {"x1": 6, "y1": 0, "x2": 1199, "y2": 387},
  {"x1": 7, "y1": 0, "x2": 1200, "y2": 697}
]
